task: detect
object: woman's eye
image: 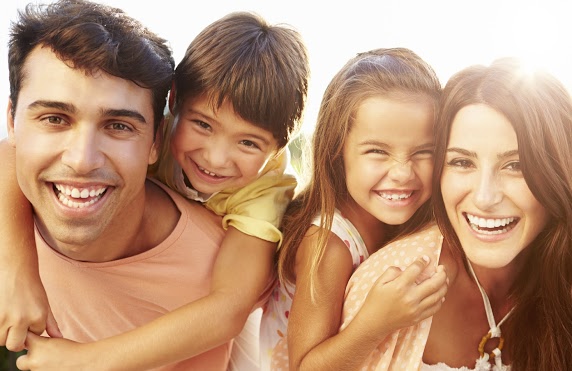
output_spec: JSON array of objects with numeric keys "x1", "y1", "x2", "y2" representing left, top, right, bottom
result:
[
  {"x1": 447, "y1": 158, "x2": 473, "y2": 169},
  {"x1": 505, "y1": 161, "x2": 522, "y2": 172}
]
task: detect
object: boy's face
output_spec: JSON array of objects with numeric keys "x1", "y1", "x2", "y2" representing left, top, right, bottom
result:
[
  {"x1": 7, "y1": 46, "x2": 158, "y2": 261},
  {"x1": 172, "y1": 94, "x2": 278, "y2": 195}
]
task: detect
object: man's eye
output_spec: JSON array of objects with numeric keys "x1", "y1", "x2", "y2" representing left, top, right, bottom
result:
[{"x1": 110, "y1": 123, "x2": 132, "y2": 131}]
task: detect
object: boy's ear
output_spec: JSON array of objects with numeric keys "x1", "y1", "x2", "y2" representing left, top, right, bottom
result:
[
  {"x1": 168, "y1": 80, "x2": 176, "y2": 115},
  {"x1": 6, "y1": 99, "x2": 16, "y2": 146}
]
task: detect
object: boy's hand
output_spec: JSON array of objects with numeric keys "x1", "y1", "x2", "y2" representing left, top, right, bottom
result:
[
  {"x1": 17, "y1": 333, "x2": 96, "y2": 371},
  {"x1": 0, "y1": 267, "x2": 61, "y2": 351},
  {"x1": 359, "y1": 256, "x2": 448, "y2": 338}
]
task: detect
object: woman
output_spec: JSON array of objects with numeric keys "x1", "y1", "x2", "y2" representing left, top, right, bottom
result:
[{"x1": 341, "y1": 58, "x2": 572, "y2": 370}]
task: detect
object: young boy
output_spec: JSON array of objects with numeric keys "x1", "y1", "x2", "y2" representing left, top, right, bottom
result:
[{"x1": 1, "y1": 9, "x2": 309, "y2": 371}]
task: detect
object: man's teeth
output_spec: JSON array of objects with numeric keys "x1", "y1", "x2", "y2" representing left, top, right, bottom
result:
[
  {"x1": 380, "y1": 192, "x2": 413, "y2": 200},
  {"x1": 54, "y1": 184, "x2": 107, "y2": 208},
  {"x1": 466, "y1": 214, "x2": 516, "y2": 235}
]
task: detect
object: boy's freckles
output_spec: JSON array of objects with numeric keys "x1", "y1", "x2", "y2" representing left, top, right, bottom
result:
[{"x1": 11, "y1": 46, "x2": 157, "y2": 261}]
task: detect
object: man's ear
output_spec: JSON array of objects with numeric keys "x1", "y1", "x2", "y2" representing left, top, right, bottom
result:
[
  {"x1": 168, "y1": 80, "x2": 176, "y2": 115},
  {"x1": 6, "y1": 99, "x2": 16, "y2": 146},
  {"x1": 149, "y1": 117, "x2": 164, "y2": 166}
]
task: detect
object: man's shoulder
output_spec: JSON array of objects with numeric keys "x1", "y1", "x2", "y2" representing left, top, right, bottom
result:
[{"x1": 149, "y1": 178, "x2": 224, "y2": 243}]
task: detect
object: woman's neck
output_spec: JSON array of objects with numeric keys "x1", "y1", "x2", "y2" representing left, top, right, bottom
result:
[{"x1": 465, "y1": 255, "x2": 524, "y2": 315}]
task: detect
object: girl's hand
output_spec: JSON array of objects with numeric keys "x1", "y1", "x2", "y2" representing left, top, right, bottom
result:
[{"x1": 358, "y1": 257, "x2": 448, "y2": 340}]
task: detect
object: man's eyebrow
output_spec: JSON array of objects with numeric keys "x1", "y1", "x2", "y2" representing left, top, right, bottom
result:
[
  {"x1": 26, "y1": 101, "x2": 148, "y2": 125},
  {"x1": 103, "y1": 109, "x2": 148, "y2": 125},
  {"x1": 28, "y1": 100, "x2": 76, "y2": 113}
]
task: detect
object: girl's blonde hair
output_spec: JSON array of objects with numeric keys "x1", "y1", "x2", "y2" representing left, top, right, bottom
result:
[{"x1": 277, "y1": 48, "x2": 441, "y2": 293}]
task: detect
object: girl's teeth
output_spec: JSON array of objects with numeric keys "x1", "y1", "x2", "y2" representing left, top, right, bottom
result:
[{"x1": 380, "y1": 192, "x2": 412, "y2": 200}]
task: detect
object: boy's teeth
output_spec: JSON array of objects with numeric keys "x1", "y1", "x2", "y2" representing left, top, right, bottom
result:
[
  {"x1": 380, "y1": 192, "x2": 413, "y2": 200},
  {"x1": 199, "y1": 166, "x2": 218, "y2": 177}
]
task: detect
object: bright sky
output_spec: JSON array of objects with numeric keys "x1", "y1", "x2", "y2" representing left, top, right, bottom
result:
[{"x1": 1, "y1": 0, "x2": 572, "y2": 139}]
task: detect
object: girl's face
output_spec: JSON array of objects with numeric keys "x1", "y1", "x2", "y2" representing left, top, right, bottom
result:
[
  {"x1": 441, "y1": 104, "x2": 549, "y2": 269},
  {"x1": 343, "y1": 96, "x2": 434, "y2": 225}
]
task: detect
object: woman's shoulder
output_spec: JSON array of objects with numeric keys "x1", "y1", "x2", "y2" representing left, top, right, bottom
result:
[{"x1": 345, "y1": 223, "x2": 442, "y2": 296}]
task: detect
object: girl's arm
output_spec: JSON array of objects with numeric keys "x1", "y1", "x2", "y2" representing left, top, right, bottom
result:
[
  {"x1": 288, "y1": 227, "x2": 448, "y2": 371},
  {"x1": 19, "y1": 226, "x2": 275, "y2": 371},
  {"x1": 0, "y1": 139, "x2": 60, "y2": 352}
]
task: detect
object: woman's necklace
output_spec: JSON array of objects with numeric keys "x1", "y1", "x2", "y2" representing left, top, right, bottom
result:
[{"x1": 466, "y1": 259, "x2": 514, "y2": 371}]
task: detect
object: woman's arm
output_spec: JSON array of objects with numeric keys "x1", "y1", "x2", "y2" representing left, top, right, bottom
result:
[
  {"x1": 18, "y1": 226, "x2": 275, "y2": 370},
  {"x1": 0, "y1": 139, "x2": 60, "y2": 352}
]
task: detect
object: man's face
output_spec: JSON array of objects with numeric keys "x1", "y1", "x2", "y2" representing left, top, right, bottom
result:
[{"x1": 8, "y1": 46, "x2": 158, "y2": 261}]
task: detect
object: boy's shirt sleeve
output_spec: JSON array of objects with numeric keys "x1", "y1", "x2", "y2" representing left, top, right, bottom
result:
[{"x1": 204, "y1": 151, "x2": 297, "y2": 245}]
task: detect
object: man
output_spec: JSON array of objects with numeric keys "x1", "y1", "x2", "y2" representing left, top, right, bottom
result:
[{"x1": 1, "y1": 0, "x2": 230, "y2": 369}]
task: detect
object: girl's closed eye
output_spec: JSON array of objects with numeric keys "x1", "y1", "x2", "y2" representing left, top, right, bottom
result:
[{"x1": 412, "y1": 149, "x2": 434, "y2": 160}]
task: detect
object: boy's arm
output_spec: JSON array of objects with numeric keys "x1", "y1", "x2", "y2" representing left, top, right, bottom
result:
[
  {"x1": 19, "y1": 226, "x2": 275, "y2": 370},
  {"x1": 0, "y1": 139, "x2": 60, "y2": 352}
]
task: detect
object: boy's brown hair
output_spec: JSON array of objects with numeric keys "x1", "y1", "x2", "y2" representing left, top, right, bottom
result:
[{"x1": 172, "y1": 11, "x2": 310, "y2": 149}]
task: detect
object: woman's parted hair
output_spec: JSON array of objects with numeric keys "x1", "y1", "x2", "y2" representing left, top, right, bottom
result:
[
  {"x1": 432, "y1": 58, "x2": 572, "y2": 370},
  {"x1": 278, "y1": 47, "x2": 441, "y2": 289},
  {"x1": 8, "y1": 0, "x2": 175, "y2": 132}
]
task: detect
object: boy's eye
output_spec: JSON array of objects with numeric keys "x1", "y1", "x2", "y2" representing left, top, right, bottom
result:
[
  {"x1": 240, "y1": 140, "x2": 260, "y2": 149},
  {"x1": 194, "y1": 120, "x2": 211, "y2": 130}
]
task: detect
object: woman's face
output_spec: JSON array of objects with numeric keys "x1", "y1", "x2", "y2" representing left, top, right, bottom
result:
[{"x1": 440, "y1": 104, "x2": 549, "y2": 269}]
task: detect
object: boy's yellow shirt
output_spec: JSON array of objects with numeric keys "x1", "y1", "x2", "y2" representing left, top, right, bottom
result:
[{"x1": 175, "y1": 151, "x2": 297, "y2": 245}]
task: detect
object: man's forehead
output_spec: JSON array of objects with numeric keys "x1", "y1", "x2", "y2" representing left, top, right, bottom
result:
[{"x1": 18, "y1": 46, "x2": 155, "y2": 121}]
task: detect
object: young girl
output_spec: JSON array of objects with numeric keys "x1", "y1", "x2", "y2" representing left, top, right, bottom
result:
[
  {"x1": 1, "y1": 11, "x2": 309, "y2": 371},
  {"x1": 260, "y1": 47, "x2": 449, "y2": 370},
  {"x1": 342, "y1": 57, "x2": 572, "y2": 370}
]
